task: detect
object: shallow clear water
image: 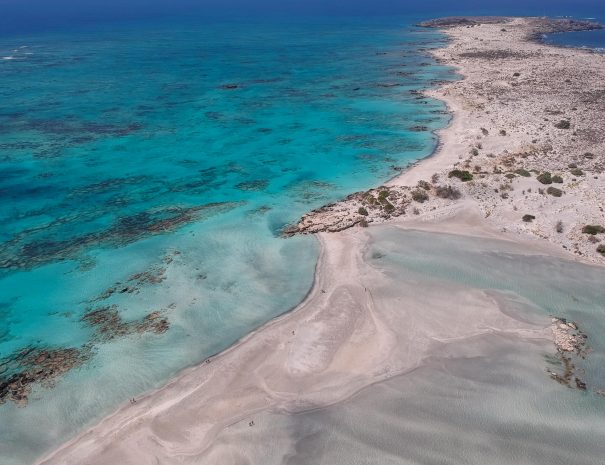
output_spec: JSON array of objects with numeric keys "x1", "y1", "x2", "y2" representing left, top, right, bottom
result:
[
  {"x1": 205, "y1": 228, "x2": 605, "y2": 465},
  {"x1": 0, "y1": 17, "x2": 455, "y2": 464}
]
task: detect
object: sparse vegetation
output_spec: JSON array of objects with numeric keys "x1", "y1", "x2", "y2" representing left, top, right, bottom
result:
[
  {"x1": 431, "y1": 173, "x2": 440, "y2": 184},
  {"x1": 522, "y1": 214, "x2": 536, "y2": 222},
  {"x1": 556, "y1": 220, "x2": 564, "y2": 233},
  {"x1": 537, "y1": 172, "x2": 552, "y2": 184},
  {"x1": 417, "y1": 180, "x2": 431, "y2": 190},
  {"x1": 515, "y1": 168, "x2": 531, "y2": 177},
  {"x1": 546, "y1": 186, "x2": 563, "y2": 197},
  {"x1": 570, "y1": 168, "x2": 584, "y2": 176},
  {"x1": 358, "y1": 207, "x2": 368, "y2": 216},
  {"x1": 411, "y1": 189, "x2": 429, "y2": 203},
  {"x1": 480, "y1": 127, "x2": 489, "y2": 135},
  {"x1": 551, "y1": 175, "x2": 563, "y2": 183},
  {"x1": 554, "y1": 119, "x2": 571, "y2": 129},
  {"x1": 499, "y1": 129, "x2": 507, "y2": 136},
  {"x1": 435, "y1": 185, "x2": 462, "y2": 200},
  {"x1": 582, "y1": 225, "x2": 605, "y2": 235},
  {"x1": 597, "y1": 244, "x2": 605, "y2": 256},
  {"x1": 448, "y1": 169, "x2": 474, "y2": 182}
]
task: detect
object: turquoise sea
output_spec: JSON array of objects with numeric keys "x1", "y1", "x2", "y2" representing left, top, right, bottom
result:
[{"x1": 0, "y1": 17, "x2": 454, "y2": 464}]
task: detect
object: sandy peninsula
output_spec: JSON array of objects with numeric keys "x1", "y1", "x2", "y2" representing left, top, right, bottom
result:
[{"x1": 38, "y1": 17, "x2": 605, "y2": 465}]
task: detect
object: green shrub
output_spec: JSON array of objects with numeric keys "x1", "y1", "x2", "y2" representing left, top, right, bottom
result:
[
  {"x1": 546, "y1": 186, "x2": 563, "y2": 197},
  {"x1": 515, "y1": 168, "x2": 531, "y2": 177},
  {"x1": 582, "y1": 225, "x2": 605, "y2": 235},
  {"x1": 358, "y1": 207, "x2": 368, "y2": 216},
  {"x1": 378, "y1": 190, "x2": 389, "y2": 201},
  {"x1": 570, "y1": 168, "x2": 584, "y2": 176},
  {"x1": 383, "y1": 202, "x2": 395, "y2": 213},
  {"x1": 537, "y1": 172, "x2": 552, "y2": 184},
  {"x1": 411, "y1": 189, "x2": 429, "y2": 203},
  {"x1": 554, "y1": 120, "x2": 571, "y2": 129},
  {"x1": 522, "y1": 214, "x2": 535, "y2": 222},
  {"x1": 597, "y1": 244, "x2": 605, "y2": 256},
  {"x1": 551, "y1": 175, "x2": 563, "y2": 183},
  {"x1": 448, "y1": 169, "x2": 473, "y2": 182}
]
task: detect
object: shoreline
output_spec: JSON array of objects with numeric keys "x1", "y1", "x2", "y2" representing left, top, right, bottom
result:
[
  {"x1": 38, "y1": 16, "x2": 605, "y2": 465},
  {"x1": 290, "y1": 17, "x2": 605, "y2": 265}
]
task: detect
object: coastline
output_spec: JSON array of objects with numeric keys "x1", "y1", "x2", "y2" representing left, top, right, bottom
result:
[
  {"x1": 291, "y1": 17, "x2": 605, "y2": 266},
  {"x1": 38, "y1": 16, "x2": 605, "y2": 464}
]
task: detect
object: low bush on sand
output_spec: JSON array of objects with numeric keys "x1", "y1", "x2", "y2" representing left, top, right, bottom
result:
[
  {"x1": 537, "y1": 172, "x2": 552, "y2": 184},
  {"x1": 547, "y1": 186, "x2": 563, "y2": 197},
  {"x1": 570, "y1": 168, "x2": 584, "y2": 176},
  {"x1": 582, "y1": 225, "x2": 605, "y2": 235},
  {"x1": 448, "y1": 169, "x2": 473, "y2": 182},
  {"x1": 435, "y1": 185, "x2": 462, "y2": 200},
  {"x1": 411, "y1": 189, "x2": 429, "y2": 203},
  {"x1": 551, "y1": 175, "x2": 563, "y2": 183}
]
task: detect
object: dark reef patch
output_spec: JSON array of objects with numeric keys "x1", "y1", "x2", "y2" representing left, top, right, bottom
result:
[
  {"x1": 82, "y1": 306, "x2": 170, "y2": 342},
  {"x1": 0, "y1": 202, "x2": 240, "y2": 271},
  {"x1": 235, "y1": 180, "x2": 270, "y2": 191},
  {"x1": 0, "y1": 346, "x2": 93, "y2": 407},
  {"x1": 0, "y1": 254, "x2": 176, "y2": 407}
]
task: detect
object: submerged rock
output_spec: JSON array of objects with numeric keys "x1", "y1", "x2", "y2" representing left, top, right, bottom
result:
[
  {"x1": 546, "y1": 317, "x2": 598, "y2": 395},
  {"x1": 0, "y1": 347, "x2": 92, "y2": 407}
]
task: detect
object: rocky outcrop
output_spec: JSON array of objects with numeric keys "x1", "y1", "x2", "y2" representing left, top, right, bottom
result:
[
  {"x1": 418, "y1": 17, "x2": 511, "y2": 28},
  {"x1": 547, "y1": 317, "x2": 590, "y2": 392}
]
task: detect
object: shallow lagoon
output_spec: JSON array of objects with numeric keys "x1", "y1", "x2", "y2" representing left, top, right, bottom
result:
[{"x1": 203, "y1": 228, "x2": 605, "y2": 465}]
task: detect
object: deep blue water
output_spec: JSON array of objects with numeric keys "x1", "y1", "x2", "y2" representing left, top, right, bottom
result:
[
  {"x1": 0, "y1": 16, "x2": 454, "y2": 464},
  {"x1": 546, "y1": 15, "x2": 605, "y2": 50}
]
